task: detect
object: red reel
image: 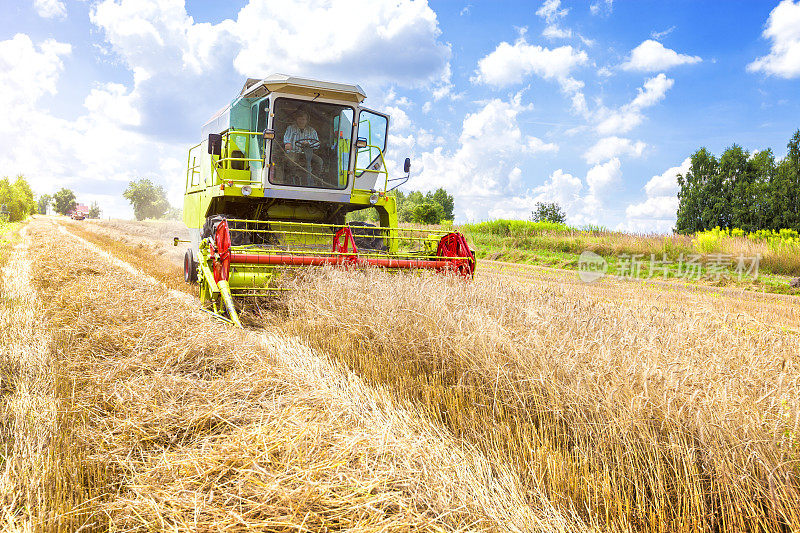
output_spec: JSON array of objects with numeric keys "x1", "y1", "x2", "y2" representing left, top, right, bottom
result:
[
  {"x1": 436, "y1": 232, "x2": 475, "y2": 277},
  {"x1": 211, "y1": 219, "x2": 231, "y2": 283}
]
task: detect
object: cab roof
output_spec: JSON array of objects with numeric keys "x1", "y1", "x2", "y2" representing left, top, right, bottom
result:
[{"x1": 239, "y1": 74, "x2": 367, "y2": 103}]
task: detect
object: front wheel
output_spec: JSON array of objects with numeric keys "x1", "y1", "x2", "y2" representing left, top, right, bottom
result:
[{"x1": 184, "y1": 249, "x2": 197, "y2": 283}]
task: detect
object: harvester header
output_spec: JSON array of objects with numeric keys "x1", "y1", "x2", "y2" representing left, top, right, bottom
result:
[{"x1": 180, "y1": 74, "x2": 475, "y2": 326}]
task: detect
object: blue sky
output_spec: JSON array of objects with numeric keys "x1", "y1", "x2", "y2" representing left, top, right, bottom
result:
[{"x1": 2, "y1": 0, "x2": 799, "y2": 230}]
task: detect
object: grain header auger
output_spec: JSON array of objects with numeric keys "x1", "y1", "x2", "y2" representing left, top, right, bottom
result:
[{"x1": 177, "y1": 74, "x2": 475, "y2": 327}]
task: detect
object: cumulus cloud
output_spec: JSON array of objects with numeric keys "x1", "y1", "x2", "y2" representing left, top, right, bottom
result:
[
  {"x1": 594, "y1": 73, "x2": 674, "y2": 135},
  {"x1": 586, "y1": 157, "x2": 621, "y2": 193},
  {"x1": 89, "y1": 0, "x2": 452, "y2": 138},
  {"x1": 233, "y1": 0, "x2": 451, "y2": 87},
  {"x1": 0, "y1": 32, "x2": 187, "y2": 216},
  {"x1": 621, "y1": 40, "x2": 701, "y2": 72},
  {"x1": 404, "y1": 94, "x2": 557, "y2": 219},
  {"x1": 471, "y1": 36, "x2": 588, "y2": 101},
  {"x1": 0, "y1": 34, "x2": 71, "y2": 108},
  {"x1": 624, "y1": 157, "x2": 691, "y2": 232},
  {"x1": 534, "y1": 169, "x2": 583, "y2": 205},
  {"x1": 33, "y1": 0, "x2": 66, "y2": 19},
  {"x1": 494, "y1": 159, "x2": 622, "y2": 226},
  {"x1": 747, "y1": 0, "x2": 800, "y2": 78},
  {"x1": 584, "y1": 136, "x2": 646, "y2": 164}
]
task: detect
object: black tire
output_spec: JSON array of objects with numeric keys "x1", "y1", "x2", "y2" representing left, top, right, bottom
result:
[{"x1": 184, "y1": 249, "x2": 197, "y2": 283}]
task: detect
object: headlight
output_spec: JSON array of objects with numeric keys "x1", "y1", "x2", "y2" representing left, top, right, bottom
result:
[
  {"x1": 369, "y1": 192, "x2": 379, "y2": 205},
  {"x1": 242, "y1": 185, "x2": 252, "y2": 196}
]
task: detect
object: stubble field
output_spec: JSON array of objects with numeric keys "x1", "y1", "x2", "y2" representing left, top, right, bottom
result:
[{"x1": 1, "y1": 216, "x2": 798, "y2": 532}]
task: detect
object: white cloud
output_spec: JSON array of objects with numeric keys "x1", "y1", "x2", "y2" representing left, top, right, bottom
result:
[
  {"x1": 594, "y1": 73, "x2": 674, "y2": 135},
  {"x1": 33, "y1": 0, "x2": 66, "y2": 19},
  {"x1": 586, "y1": 157, "x2": 621, "y2": 193},
  {"x1": 624, "y1": 157, "x2": 691, "y2": 232},
  {"x1": 630, "y1": 73, "x2": 674, "y2": 107},
  {"x1": 543, "y1": 24, "x2": 572, "y2": 39},
  {"x1": 536, "y1": 0, "x2": 572, "y2": 39},
  {"x1": 536, "y1": 0, "x2": 568, "y2": 22},
  {"x1": 89, "y1": 0, "x2": 452, "y2": 138},
  {"x1": 385, "y1": 105, "x2": 411, "y2": 132},
  {"x1": 534, "y1": 169, "x2": 583, "y2": 205},
  {"x1": 621, "y1": 40, "x2": 701, "y2": 72},
  {"x1": 0, "y1": 33, "x2": 184, "y2": 217},
  {"x1": 528, "y1": 137, "x2": 559, "y2": 153},
  {"x1": 405, "y1": 94, "x2": 558, "y2": 220},
  {"x1": 492, "y1": 160, "x2": 622, "y2": 226},
  {"x1": 233, "y1": 0, "x2": 451, "y2": 87},
  {"x1": 584, "y1": 136, "x2": 645, "y2": 164},
  {"x1": 748, "y1": 0, "x2": 800, "y2": 78},
  {"x1": 472, "y1": 37, "x2": 587, "y2": 90},
  {"x1": 650, "y1": 26, "x2": 676, "y2": 40},
  {"x1": 626, "y1": 195, "x2": 678, "y2": 220},
  {"x1": 590, "y1": 0, "x2": 613, "y2": 15},
  {"x1": 0, "y1": 34, "x2": 71, "y2": 108}
]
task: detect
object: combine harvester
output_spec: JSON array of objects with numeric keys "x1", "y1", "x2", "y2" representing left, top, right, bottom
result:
[{"x1": 178, "y1": 74, "x2": 475, "y2": 327}]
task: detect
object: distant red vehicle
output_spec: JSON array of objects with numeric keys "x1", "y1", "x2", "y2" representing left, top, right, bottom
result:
[{"x1": 69, "y1": 204, "x2": 89, "y2": 220}]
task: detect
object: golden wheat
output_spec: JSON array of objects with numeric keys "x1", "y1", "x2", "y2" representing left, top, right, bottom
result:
[
  {"x1": 2, "y1": 218, "x2": 554, "y2": 531},
  {"x1": 14, "y1": 216, "x2": 800, "y2": 531}
]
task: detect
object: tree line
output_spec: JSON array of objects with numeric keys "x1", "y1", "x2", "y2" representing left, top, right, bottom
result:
[
  {"x1": 676, "y1": 130, "x2": 800, "y2": 233},
  {"x1": 349, "y1": 188, "x2": 455, "y2": 225}
]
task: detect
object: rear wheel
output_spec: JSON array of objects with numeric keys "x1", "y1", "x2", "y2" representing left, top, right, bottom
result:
[{"x1": 184, "y1": 249, "x2": 197, "y2": 283}]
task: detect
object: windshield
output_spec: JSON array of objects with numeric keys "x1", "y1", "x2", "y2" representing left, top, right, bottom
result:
[{"x1": 269, "y1": 97, "x2": 354, "y2": 190}]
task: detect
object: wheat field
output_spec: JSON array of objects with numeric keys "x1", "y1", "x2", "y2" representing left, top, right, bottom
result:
[{"x1": 2, "y1": 217, "x2": 799, "y2": 532}]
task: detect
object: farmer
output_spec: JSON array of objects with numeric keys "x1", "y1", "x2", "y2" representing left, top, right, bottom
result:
[{"x1": 276, "y1": 108, "x2": 323, "y2": 184}]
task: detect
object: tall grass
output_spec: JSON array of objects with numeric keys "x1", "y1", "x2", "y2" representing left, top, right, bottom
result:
[{"x1": 462, "y1": 220, "x2": 800, "y2": 276}]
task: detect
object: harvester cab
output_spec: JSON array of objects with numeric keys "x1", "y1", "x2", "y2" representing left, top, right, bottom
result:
[{"x1": 181, "y1": 74, "x2": 475, "y2": 327}]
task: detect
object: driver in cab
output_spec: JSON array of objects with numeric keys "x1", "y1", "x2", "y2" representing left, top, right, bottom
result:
[{"x1": 280, "y1": 108, "x2": 323, "y2": 182}]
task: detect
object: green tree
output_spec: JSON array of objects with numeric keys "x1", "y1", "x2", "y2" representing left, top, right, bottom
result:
[
  {"x1": 37, "y1": 194, "x2": 52, "y2": 215},
  {"x1": 676, "y1": 130, "x2": 800, "y2": 233},
  {"x1": 531, "y1": 202, "x2": 566, "y2": 224},
  {"x1": 53, "y1": 188, "x2": 77, "y2": 216},
  {"x1": 396, "y1": 190, "x2": 425, "y2": 223},
  {"x1": 123, "y1": 179, "x2": 170, "y2": 220},
  {"x1": 411, "y1": 201, "x2": 444, "y2": 224},
  {"x1": 0, "y1": 176, "x2": 36, "y2": 222},
  {"x1": 88, "y1": 201, "x2": 101, "y2": 219},
  {"x1": 428, "y1": 188, "x2": 454, "y2": 220},
  {"x1": 390, "y1": 188, "x2": 455, "y2": 224},
  {"x1": 676, "y1": 148, "x2": 717, "y2": 234}
]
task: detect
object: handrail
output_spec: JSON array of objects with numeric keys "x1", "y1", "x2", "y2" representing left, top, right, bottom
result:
[
  {"x1": 216, "y1": 129, "x2": 265, "y2": 185},
  {"x1": 186, "y1": 142, "x2": 202, "y2": 191},
  {"x1": 189, "y1": 129, "x2": 395, "y2": 192},
  {"x1": 355, "y1": 143, "x2": 389, "y2": 192}
]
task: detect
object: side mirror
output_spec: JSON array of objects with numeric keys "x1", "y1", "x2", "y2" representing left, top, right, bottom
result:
[
  {"x1": 262, "y1": 128, "x2": 275, "y2": 140},
  {"x1": 207, "y1": 133, "x2": 222, "y2": 156},
  {"x1": 355, "y1": 137, "x2": 368, "y2": 149},
  {"x1": 403, "y1": 157, "x2": 411, "y2": 173}
]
